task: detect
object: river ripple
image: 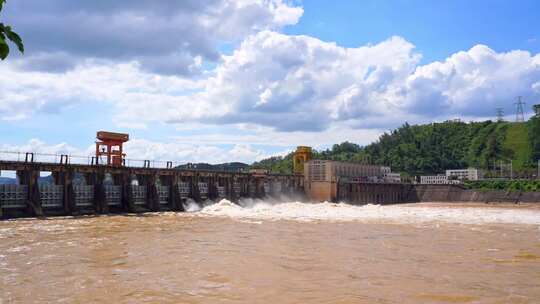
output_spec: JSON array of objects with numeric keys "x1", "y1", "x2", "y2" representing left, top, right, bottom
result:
[{"x1": 1, "y1": 202, "x2": 539, "y2": 303}]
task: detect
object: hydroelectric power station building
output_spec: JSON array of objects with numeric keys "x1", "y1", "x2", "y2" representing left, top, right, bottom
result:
[{"x1": 296, "y1": 147, "x2": 404, "y2": 203}]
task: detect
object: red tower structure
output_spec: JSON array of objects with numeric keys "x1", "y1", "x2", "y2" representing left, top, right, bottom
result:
[{"x1": 95, "y1": 131, "x2": 129, "y2": 166}]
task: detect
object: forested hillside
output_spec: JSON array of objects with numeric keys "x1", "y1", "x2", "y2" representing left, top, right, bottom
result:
[{"x1": 252, "y1": 118, "x2": 540, "y2": 175}]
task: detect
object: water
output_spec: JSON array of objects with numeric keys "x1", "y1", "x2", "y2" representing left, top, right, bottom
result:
[{"x1": 1, "y1": 200, "x2": 540, "y2": 303}]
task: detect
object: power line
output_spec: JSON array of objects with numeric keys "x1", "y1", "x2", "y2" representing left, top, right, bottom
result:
[
  {"x1": 495, "y1": 108, "x2": 504, "y2": 122},
  {"x1": 515, "y1": 96, "x2": 525, "y2": 122}
]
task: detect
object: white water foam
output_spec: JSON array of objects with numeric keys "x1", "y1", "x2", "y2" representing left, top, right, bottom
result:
[
  {"x1": 198, "y1": 199, "x2": 540, "y2": 225},
  {"x1": 183, "y1": 198, "x2": 202, "y2": 212}
]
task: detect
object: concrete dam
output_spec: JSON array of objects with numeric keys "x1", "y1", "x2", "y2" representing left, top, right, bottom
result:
[
  {"x1": 0, "y1": 156, "x2": 304, "y2": 219},
  {"x1": 1, "y1": 134, "x2": 538, "y2": 219}
]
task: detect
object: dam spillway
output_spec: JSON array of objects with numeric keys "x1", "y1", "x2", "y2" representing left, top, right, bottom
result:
[{"x1": 0, "y1": 157, "x2": 304, "y2": 219}]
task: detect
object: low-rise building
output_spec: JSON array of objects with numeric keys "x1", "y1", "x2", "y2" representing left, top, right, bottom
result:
[
  {"x1": 384, "y1": 172, "x2": 401, "y2": 183},
  {"x1": 445, "y1": 168, "x2": 483, "y2": 181},
  {"x1": 420, "y1": 174, "x2": 459, "y2": 185}
]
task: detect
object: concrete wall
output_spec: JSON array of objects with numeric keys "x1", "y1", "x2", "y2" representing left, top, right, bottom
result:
[
  {"x1": 337, "y1": 183, "x2": 416, "y2": 205},
  {"x1": 305, "y1": 181, "x2": 336, "y2": 202},
  {"x1": 413, "y1": 185, "x2": 540, "y2": 203},
  {"x1": 330, "y1": 183, "x2": 540, "y2": 205}
]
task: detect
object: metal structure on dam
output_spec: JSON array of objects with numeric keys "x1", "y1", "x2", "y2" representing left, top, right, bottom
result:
[{"x1": 0, "y1": 155, "x2": 304, "y2": 218}]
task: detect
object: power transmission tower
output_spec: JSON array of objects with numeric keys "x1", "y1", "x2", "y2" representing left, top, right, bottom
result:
[
  {"x1": 495, "y1": 108, "x2": 504, "y2": 122},
  {"x1": 515, "y1": 96, "x2": 525, "y2": 122}
]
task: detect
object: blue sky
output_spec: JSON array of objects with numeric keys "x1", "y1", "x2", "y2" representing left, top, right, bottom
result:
[
  {"x1": 0, "y1": 0, "x2": 539, "y2": 164},
  {"x1": 288, "y1": 0, "x2": 540, "y2": 62}
]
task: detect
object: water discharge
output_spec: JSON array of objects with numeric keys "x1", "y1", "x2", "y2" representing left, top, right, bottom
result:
[
  {"x1": 182, "y1": 198, "x2": 202, "y2": 212},
  {"x1": 201, "y1": 198, "x2": 540, "y2": 225},
  {"x1": 1, "y1": 200, "x2": 539, "y2": 303}
]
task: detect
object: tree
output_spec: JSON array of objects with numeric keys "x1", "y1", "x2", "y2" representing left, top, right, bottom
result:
[{"x1": 0, "y1": 0, "x2": 24, "y2": 60}]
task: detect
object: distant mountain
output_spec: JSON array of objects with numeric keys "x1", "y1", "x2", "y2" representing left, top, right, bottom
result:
[
  {"x1": 0, "y1": 177, "x2": 17, "y2": 185},
  {"x1": 38, "y1": 175, "x2": 54, "y2": 185},
  {"x1": 0, "y1": 174, "x2": 83, "y2": 185},
  {"x1": 176, "y1": 162, "x2": 249, "y2": 172},
  {"x1": 0, "y1": 175, "x2": 54, "y2": 185}
]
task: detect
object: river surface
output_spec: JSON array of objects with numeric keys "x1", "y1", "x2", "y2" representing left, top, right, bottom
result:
[{"x1": 1, "y1": 200, "x2": 540, "y2": 303}]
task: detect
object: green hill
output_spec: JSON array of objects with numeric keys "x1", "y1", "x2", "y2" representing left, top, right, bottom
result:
[
  {"x1": 252, "y1": 117, "x2": 540, "y2": 176},
  {"x1": 503, "y1": 122, "x2": 531, "y2": 170}
]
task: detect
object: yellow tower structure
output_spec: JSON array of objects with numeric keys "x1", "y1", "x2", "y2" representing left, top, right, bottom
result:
[{"x1": 293, "y1": 146, "x2": 312, "y2": 175}]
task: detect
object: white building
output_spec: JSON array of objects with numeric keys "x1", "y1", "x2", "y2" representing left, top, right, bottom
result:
[
  {"x1": 420, "y1": 174, "x2": 460, "y2": 185},
  {"x1": 384, "y1": 172, "x2": 401, "y2": 183},
  {"x1": 445, "y1": 168, "x2": 483, "y2": 181}
]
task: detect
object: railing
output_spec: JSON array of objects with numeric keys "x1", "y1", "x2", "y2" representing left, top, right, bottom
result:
[
  {"x1": 0, "y1": 151, "x2": 299, "y2": 175},
  {"x1": 0, "y1": 150, "x2": 185, "y2": 169}
]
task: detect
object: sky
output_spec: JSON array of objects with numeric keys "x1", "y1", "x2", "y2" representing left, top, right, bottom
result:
[{"x1": 0, "y1": 0, "x2": 539, "y2": 165}]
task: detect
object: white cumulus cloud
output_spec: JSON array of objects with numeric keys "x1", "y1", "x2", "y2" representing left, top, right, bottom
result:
[
  {"x1": 1, "y1": 32, "x2": 539, "y2": 132},
  {"x1": 0, "y1": 138, "x2": 268, "y2": 165}
]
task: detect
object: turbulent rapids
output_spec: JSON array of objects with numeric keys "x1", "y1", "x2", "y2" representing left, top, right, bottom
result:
[{"x1": 194, "y1": 198, "x2": 540, "y2": 226}]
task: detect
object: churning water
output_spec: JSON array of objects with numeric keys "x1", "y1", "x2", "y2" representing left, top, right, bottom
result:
[
  {"x1": 201, "y1": 198, "x2": 540, "y2": 225},
  {"x1": 1, "y1": 200, "x2": 540, "y2": 303}
]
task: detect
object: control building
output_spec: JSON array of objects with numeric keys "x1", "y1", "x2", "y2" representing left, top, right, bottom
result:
[{"x1": 292, "y1": 146, "x2": 403, "y2": 202}]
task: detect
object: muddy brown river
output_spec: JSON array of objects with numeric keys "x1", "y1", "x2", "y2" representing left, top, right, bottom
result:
[{"x1": 1, "y1": 201, "x2": 540, "y2": 303}]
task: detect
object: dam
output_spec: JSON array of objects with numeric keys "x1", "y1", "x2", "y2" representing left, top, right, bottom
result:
[
  {"x1": 1, "y1": 134, "x2": 539, "y2": 219},
  {"x1": 0, "y1": 155, "x2": 303, "y2": 218}
]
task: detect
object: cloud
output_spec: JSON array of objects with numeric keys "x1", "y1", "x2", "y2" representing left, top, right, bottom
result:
[
  {"x1": 123, "y1": 139, "x2": 268, "y2": 164},
  {"x1": 145, "y1": 31, "x2": 540, "y2": 131},
  {"x1": 0, "y1": 139, "x2": 83, "y2": 155},
  {"x1": 171, "y1": 123, "x2": 384, "y2": 148},
  {"x1": 0, "y1": 138, "x2": 268, "y2": 165},
  {"x1": 403, "y1": 45, "x2": 540, "y2": 117},
  {"x1": 1, "y1": 31, "x2": 539, "y2": 131},
  {"x1": 3, "y1": 0, "x2": 303, "y2": 75},
  {"x1": 0, "y1": 61, "x2": 203, "y2": 120}
]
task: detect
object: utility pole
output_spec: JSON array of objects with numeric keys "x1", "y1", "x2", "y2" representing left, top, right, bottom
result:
[
  {"x1": 495, "y1": 108, "x2": 504, "y2": 122},
  {"x1": 515, "y1": 96, "x2": 525, "y2": 122}
]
